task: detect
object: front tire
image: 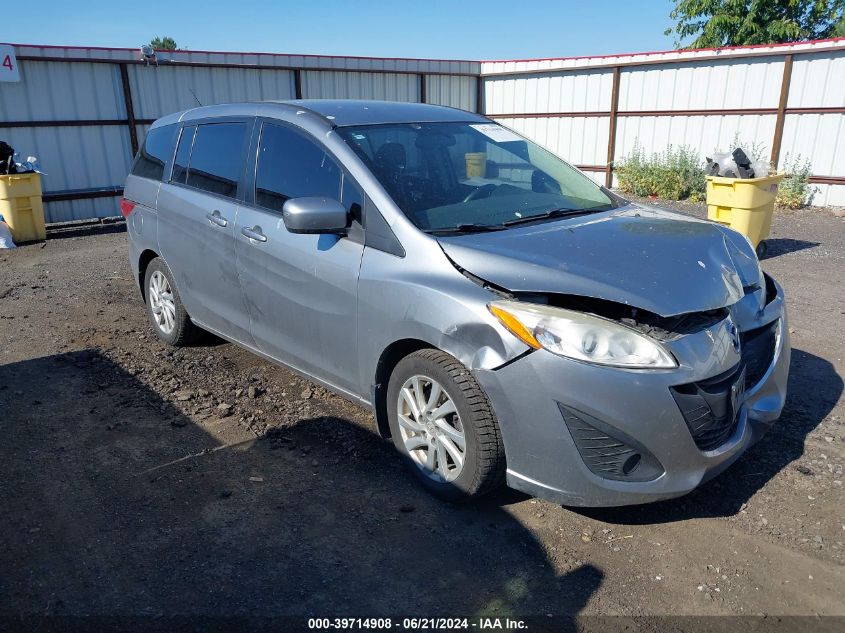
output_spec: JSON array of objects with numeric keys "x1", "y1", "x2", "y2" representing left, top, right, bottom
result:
[
  {"x1": 387, "y1": 349, "x2": 506, "y2": 502},
  {"x1": 143, "y1": 257, "x2": 200, "y2": 346}
]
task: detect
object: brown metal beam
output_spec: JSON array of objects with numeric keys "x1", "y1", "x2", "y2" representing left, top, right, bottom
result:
[
  {"x1": 463, "y1": 105, "x2": 845, "y2": 120},
  {"x1": 619, "y1": 107, "x2": 778, "y2": 117},
  {"x1": 785, "y1": 106, "x2": 845, "y2": 114},
  {"x1": 35, "y1": 173, "x2": 845, "y2": 205},
  {"x1": 574, "y1": 165, "x2": 606, "y2": 172},
  {"x1": 605, "y1": 66, "x2": 621, "y2": 188},
  {"x1": 9, "y1": 104, "x2": 841, "y2": 132},
  {"x1": 809, "y1": 175, "x2": 845, "y2": 185},
  {"x1": 770, "y1": 54, "x2": 794, "y2": 167},
  {"x1": 487, "y1": 111, "x2": 611, "y2": 119},
  {"x1": 42, "y1": 187, "x2": 123, "y2": 203},
  {"x1": 488, "y1": 107, "x2": 784, "y2": 119},
  {"x1": 1, "y1": 119, "x2": 129, "y2": 128},
  {"x1": 118, "y1": 63, "x2": 138, "y2": 155}
]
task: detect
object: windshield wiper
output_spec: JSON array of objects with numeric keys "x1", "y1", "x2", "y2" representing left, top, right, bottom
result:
[
  {"x1": 502, "y1": 207, "x2": 605, "y2": 227},
  {"x1": 429, "y1": 223, "x2": 507, "y2": 235}
]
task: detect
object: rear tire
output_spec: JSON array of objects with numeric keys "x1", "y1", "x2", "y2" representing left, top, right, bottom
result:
[
  {"x1": 143, "y1": 257, "x2": 200, "y2": 347},
  {"x1": 386, "y1": 349, "x2": 506, "y2": 502}
]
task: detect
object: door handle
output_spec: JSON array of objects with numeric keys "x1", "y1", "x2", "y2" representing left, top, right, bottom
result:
[
  {"x1": 241, "y1": 225, "x2": 267, "y2": 243},
  {"x1": 206, "y1": 210, "x2": 228, "y2": 227}
]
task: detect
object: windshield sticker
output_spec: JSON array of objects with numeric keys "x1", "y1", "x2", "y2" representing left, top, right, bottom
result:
[{"x1": 470, "y1": 124, "x2": 523, "y2": 143}]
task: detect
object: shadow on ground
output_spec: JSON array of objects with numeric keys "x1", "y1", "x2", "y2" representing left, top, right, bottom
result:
[
  {"x1": 760, "y1": 238, "x2": 819, "y2": 259},
  {"x1": 45, "y1": 221, "x2": 127, "y2": 241},
  {"x1": 0, "y1": 349, "x2": 601, "y2": 619},
  {"x1": 576, "y1": 348, "x2": 841, "y2": 525}
]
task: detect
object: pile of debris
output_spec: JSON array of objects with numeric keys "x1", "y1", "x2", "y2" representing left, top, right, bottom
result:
[
  {"x1": 706, "y1": 147, "x2": 772, "y2": 179},
  {"x1": 1, "y1": 140, "x2": 43, "y2": 175}
]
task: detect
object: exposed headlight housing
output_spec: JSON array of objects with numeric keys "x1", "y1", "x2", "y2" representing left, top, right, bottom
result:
[{"x1": 489, "y1": 300, "x2": 677, "y2": 369}]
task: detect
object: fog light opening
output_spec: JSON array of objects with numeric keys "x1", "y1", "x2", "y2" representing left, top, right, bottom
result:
[{"x1": 622, "y1": 453, "x2": 641, "y2": 476}]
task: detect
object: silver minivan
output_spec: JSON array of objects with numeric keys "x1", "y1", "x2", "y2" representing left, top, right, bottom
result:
[{"x1": 123, "y1": 100, "x2": 790, "y2": 506}]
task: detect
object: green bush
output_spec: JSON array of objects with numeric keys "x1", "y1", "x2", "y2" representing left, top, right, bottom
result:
[
  {"x1": 776, "y1": 155, "x2": 816, "y2": 209},
  {"x1": 615, "y1": 143, "x2": 706, "y2": 202}
]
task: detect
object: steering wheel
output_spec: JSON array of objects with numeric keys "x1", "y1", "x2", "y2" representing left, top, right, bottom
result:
[{"x1": 463, "y1": 183, "x2": 498, "y2": 203}]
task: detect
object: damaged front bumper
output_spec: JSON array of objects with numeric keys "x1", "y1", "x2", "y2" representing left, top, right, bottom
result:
[{"x1": 474, "y1": 275, "x2": 790, "y2": 507}]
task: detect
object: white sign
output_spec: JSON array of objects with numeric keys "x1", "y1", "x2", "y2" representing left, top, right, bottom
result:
[
  {"x1": 470, "y1": 123, "x2": 523, "y2": 143},
  {"x1": 0, "y1": 45, "x2": 20, "y2": 82}
]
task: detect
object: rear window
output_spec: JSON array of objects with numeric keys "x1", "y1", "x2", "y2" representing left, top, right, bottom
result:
[
  {"x1": 173, "y1": 122, "x2": 248, "y2": 199},
  {"x1": 131, "y1": 125, "x2": 178, "y2": 181}
]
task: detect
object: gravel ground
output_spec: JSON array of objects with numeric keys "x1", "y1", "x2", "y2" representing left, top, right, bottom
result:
[{"x1": 1, "y1": 199, "x2": 843, "y2": 623}]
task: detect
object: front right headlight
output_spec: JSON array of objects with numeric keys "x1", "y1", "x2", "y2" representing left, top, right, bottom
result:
[{"x1": 489, "y1": 300, "x2": 677, "y2": 369}]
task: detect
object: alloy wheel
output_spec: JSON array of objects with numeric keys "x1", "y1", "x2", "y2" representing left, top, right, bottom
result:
[
  {"x1": 148, "y1": 270, "x2": 176, "y2": 334},
  {"x1": 396, "y1": 374, "x2": 466, "y2": 482}
]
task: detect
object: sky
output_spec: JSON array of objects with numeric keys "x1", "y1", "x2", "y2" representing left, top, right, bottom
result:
[{"x1": 2, "y1": 0, "x2": 680, "y2": 60}]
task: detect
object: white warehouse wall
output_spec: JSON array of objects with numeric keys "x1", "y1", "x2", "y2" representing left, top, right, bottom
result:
[
  {"x1": 482, "y1": 38, "x2": 845, "y2": 207},
  {"x1": 1, "y1": 39, "x2": 843, "y2": 223}
]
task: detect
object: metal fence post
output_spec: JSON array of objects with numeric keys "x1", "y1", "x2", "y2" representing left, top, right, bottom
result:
[
  {"x1": 605, "y1": 66, "x2": 621, "y2": 189},
  {"x1": 294, "y1": 69, "x2": 303, "y2": 99},
  {"x1": 770, "y1": 54, "x2": 793, "y2": 168},
  {"x1": 118, "y1": 63, "x2": 138, "y2": 156},
  {"x1": 476, "y1": 75, "x2": 484, "y2": 115}
]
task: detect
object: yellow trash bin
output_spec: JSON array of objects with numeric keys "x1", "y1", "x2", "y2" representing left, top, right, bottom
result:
[
  {"x1": 0, "y1": 172, "x2": 46, "y2": 243},
  {"x1": 705, "y1": 173, "x2": 784, "y2": 258},
  {"x1": 465, "y1": 152, "x2": 487, "y2": 178}
]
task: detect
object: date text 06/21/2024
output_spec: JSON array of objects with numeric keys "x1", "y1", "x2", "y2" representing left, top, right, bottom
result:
[{"x1": 307, "y1": 618, "x2": 528, "y2": 630}]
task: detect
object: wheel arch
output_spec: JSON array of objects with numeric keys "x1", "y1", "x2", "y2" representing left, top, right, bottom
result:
[
  {"x1": 373, "y1": 338, "x2": 434, "y2": 439},
  {"x1": 137, "y1": 249, "x2": 160, "y2": 302}
]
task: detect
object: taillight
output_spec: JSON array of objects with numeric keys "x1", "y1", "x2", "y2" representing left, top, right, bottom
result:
[{"x1": 120, "y1": 197, "x2": 137, "y2": 219}]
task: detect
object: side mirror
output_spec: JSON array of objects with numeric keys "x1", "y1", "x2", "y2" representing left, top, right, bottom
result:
[{"x1": 282, "y1": 197, "x2": 348, "y2": 235}]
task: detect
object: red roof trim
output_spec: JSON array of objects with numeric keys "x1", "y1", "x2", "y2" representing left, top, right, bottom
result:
[
  {"x1": 482, "y1": 36, "x2": 845, "y2": 64},
  {"x1": 5, "y1": 42, "x2": 478, "y2": 65}
]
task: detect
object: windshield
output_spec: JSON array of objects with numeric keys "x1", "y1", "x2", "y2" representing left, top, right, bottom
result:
[{"x1": 337, "y1": 121, "x2": 618, "y2": 233}]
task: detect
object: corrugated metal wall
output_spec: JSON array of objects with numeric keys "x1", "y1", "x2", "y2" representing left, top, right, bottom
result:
[
  {"x1": 0, "y1": 45, "x2": 479, "y2": 222},
  {"x1": 2, "y1": 40, "x2": 843, "y2": 223},
  {"x1": 482, "y1": 39, "x2": 845, "y2": 206}
]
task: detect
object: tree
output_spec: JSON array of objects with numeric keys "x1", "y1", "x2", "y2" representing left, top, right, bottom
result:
[
  {"x1": 834, "y1": 12, "x2": 845, "y2": 34},
  {"x1": 665, "y1": 0, "x2": 845, "y2": 48},
  {"x1": 149, "y1": 36, "x2": 179, "y2": 51}
]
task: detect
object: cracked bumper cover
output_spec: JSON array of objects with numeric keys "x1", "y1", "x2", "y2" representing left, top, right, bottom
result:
[{"x1": 474, "y1": 277, "x2": 790, "y2": 507}]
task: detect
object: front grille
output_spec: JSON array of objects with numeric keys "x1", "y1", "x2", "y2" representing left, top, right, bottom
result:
[
  {"x1": 558, "y1": 403, "x2": 663, "y2": 481},
  {"x1": 671, "y1": 366, "x2": 745, "y2": 451},
  {"x1": 741, "y1": 319, "x2": 779, "y2": 388}
]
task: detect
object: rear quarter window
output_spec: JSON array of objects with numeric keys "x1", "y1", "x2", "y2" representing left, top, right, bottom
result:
[{"x1": 131, "y1": 125, "x2": 178, "y2": 181}]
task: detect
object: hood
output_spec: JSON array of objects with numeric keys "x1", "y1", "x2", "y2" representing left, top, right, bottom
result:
[{"x1": 439, "y1": 205, "x2": 760, "y2": 317}]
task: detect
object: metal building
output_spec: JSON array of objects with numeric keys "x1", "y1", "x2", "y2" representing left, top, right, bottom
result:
[
  {"x1": 482, "y1": 38, "x2": 845, "y2": 206},
  {"x1": 0, "y1": 45, "x2": 480, "y2": 222},
  {"x1": 1, "y1": 38, "x2": 843, "y2": 223}
]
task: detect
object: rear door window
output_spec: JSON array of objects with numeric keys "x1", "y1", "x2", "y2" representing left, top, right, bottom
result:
[
  {"x1": 255, "y1": 122, "x2": 342, "y2": 213},
  {"x1": 131, "y1": 124, "x2": 178, "y2": 181},
  {"x1": 180, "y1": 122, "x2": 248, "y2": 199}
]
